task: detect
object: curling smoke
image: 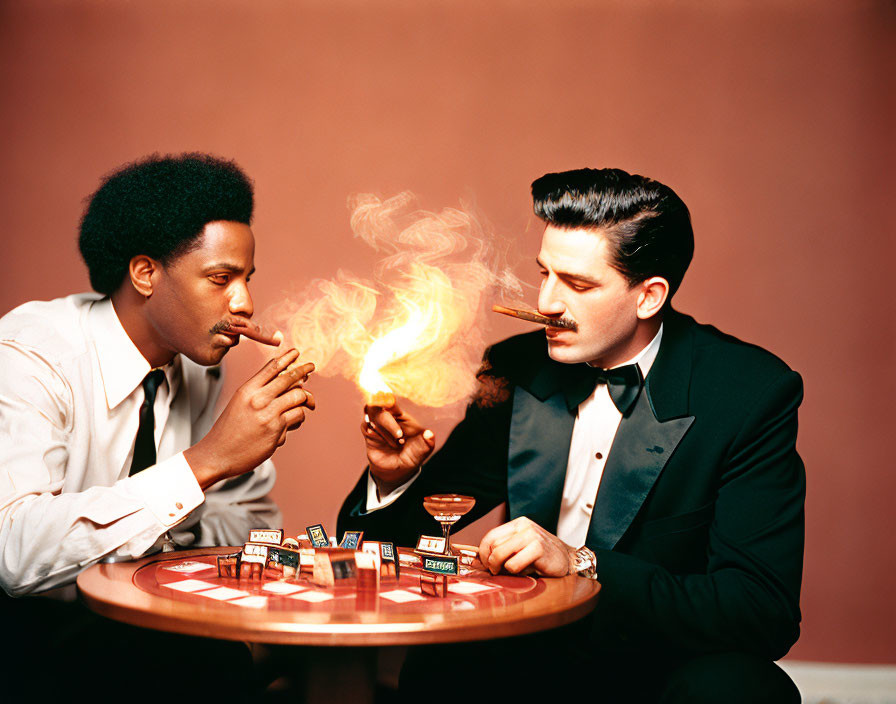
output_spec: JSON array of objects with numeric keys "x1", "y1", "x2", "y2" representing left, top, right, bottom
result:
[{"x1": 269, "y1": 192, "x2": 523, "y2": 408}]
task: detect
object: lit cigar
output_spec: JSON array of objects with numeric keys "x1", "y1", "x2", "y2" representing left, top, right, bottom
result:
[
  {"x1": 366, "y1": 391, "x2": 396, "y2": 408},
  {"x1": 492, "y1": 305, "x2": 577, "y2": 331},
  {"x1": 211, "y1": 319, "x2": 284, "y2": 346}
]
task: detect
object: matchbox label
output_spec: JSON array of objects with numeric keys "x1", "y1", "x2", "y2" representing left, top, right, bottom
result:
[
  {"x1": 241, "y1": 542, "x2": 269, "y2": 564},
  {"x1": 339, "y1": 531, "x2": 363, "y2": 550},
  {"x1": 416, "y1": 535, "x2": 446, "y2": 553},
  {"x1": 249, "y1": 529, "x2": 284, "y2": 545},
  {"x1": 306, "y1": 524, "x2": 329, "y2": 548},
  {"x1": 421, "y1": 555, "x2": 459, "y2": 576},
  {"x1": 267, "y1": 546, "x2": 300, "y2": 568}
]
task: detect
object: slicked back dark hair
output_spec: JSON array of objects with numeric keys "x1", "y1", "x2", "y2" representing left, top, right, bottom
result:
[
  {"x1": 532, "y1": 168, "x2": 694, "y2": 298},
  {"x1": 79, "y1": 153, "x2": 254, "y2": 295}
]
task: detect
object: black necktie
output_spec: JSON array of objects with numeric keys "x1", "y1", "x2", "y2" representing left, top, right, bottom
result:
[
  {"x1": 566, "y1": 363, "x2": 643, "y2": 415},
  {"x1": 129, "y1": 369, "x2": 166, "y2": 475}
]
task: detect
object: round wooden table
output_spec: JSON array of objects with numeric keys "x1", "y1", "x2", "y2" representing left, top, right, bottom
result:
[{"x1": 78, "y1": 546, "x2": 600, "y2": 701}]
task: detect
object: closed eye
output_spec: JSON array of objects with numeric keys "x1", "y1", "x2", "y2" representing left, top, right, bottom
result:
[{"x1": 567, "y1": 280, "x2": 594, "y2": 292}]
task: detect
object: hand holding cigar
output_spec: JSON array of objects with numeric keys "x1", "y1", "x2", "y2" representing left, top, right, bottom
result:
[
  {"x1": 492, "y1": 304, "x2": 577, "y2": 331},
  {"x1": 185, "y1": 347, "x2": 315, "y2": 489},
  {"x1": 212, "y1": 318, "x2": 284, "y2": 346},
  {"x1": 362, "y1": 396, "x2": 435, "y2": 497}
]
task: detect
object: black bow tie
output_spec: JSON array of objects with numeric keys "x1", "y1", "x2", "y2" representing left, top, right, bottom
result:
[{"x1": 565, "y1": 363, "x2": 643, "y2": 415}]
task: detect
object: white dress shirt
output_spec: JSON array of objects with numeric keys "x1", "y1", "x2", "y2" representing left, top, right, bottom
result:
[
  {"x1": 0, "y1": 294, "x2": 281, "y2": 596},
  {"x1": 367, "y1": 326, "x2": 664, "y2": 535},
  {"x1": 556, "y1": 325, "x2": 663, "y2": 547}
]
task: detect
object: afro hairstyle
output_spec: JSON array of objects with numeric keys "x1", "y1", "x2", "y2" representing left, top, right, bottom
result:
[{"x1": 78, "y1": 152, "x2": 254, "y2": 295}]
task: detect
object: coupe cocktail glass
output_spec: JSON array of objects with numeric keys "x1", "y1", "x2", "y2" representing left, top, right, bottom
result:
[{"x1": 423, "y1": 494, "x2": 476, "y2": 555}]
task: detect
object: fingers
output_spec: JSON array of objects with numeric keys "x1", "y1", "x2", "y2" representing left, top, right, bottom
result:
[
  {"x1": 480, "y1": 518, "x2": 524, "y2": 555},
  {"x1": 501, "y1": 540, "x2": 542, "y2": 575},
  {"x1": 481, "y1": 518, "x2": 573, "y2": 577},
  {"x1": 364, "y1": 408, "x2": 405, "y2": 448},
  {"x1": 362, "y1": 415, "x2": 401, "y2": 450},
  {"x1": 273, "y1": 388, "x2": 316, "y2": 416},
  {"x1": 362, "y1": 400, "x2": 429, "y2": 445},
  {"x1": 252, "y1": 348, "x2": 302, "y2": 387},
  {"x1": 271, "y1": 404, "x2": 309, "y2": 449},
  {"x1": 483, "y1": 530, "x2": 530, "y2": 575},
  {"x1": 265, "y1": 360, "x2": 315, "y2": 399},
  {"x1": 281, "y1": 406, "x2": 307, "y2": 431},
  {"x1": 479, "y1": 518, "x2": 537, "y2": 575}
]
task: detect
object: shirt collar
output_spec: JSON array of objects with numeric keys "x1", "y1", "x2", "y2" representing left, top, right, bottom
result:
[{"x1": 88, "y1": 297, "x2": 174, "y2": 410}]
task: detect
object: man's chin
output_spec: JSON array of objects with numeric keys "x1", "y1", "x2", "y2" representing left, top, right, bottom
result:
[
  {"x1": 184, "y1": 346, "x2": 229, "y2": 367},
  {"x1": 546, "y1": 341, "x2": 588, "y2": 365}
]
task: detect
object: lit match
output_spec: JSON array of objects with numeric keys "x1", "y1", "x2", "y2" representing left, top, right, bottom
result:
[
  {"x1": 492, "y1": 305, "x2": 577, "y2": 331},
  {"x1": 211, "y1": 319, "x2": 284, "y2": 346}
]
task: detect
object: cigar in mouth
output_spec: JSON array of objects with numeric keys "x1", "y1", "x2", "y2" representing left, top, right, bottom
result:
[
  {"x1": 492, "y1": 305, "x2": 577, "y2": 331},
  {"x1": 211, "y1": 320, "x2": 284, "y2": 346}
]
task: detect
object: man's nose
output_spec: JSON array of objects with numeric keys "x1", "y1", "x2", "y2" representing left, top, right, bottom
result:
[
  {"x1": 537, "y1": 276, "x2": 566, "y2": 316},
  {"x1": 228, "y1": 283, "x2": 254, "y2": 318}
]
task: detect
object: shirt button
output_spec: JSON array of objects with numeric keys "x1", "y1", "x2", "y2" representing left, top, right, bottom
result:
[
  {"x1": 175, "y1": 502, "x2": 183, "y2": 510},
  {"x1": 595, "y1": 452, "x2": 603, "y2": 460},
  {"x1": 586, "y1": 502, "x2": 594, "y2": 509},
  {"x1": 168, "y1": 513, "x2": 175, "y2": 517}
]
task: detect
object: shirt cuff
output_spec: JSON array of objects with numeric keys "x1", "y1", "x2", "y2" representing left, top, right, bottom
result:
[
  {"x1": 126, "y1": 453, "x2": 205, "y2": 528},
  {"x1": 365, "y1": 468, "x2": 421, "y2": 512}
]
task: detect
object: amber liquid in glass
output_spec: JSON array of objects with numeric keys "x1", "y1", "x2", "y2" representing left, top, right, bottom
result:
[{"x1": 423, "y1": 494, "x2": 476, "y2": 555}]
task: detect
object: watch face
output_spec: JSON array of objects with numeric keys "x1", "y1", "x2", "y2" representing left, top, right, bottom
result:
[{"x1": 574, "y1": 547, "x2": 597, "y2": 577}]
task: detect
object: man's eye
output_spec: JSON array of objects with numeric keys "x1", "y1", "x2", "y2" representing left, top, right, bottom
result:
[
  {"x1": 568, "y1": 281, "x2": 593, "y2": 292},
  {"x1": 209, "y1": 274, "x2": 229, "y2": 285}
]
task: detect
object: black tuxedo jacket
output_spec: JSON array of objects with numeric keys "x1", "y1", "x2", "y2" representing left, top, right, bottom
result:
[{"x1": 338, "y1": 310, "x2": 805, "y2": 660}]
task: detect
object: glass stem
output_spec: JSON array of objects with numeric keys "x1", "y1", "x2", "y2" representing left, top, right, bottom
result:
[{"x1": 441, "y1": 522, "x2": 451, "y2": 555}]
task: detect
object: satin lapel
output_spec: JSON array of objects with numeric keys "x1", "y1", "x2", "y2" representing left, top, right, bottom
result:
[
  {"x1": 586, "y1": 386, "x2": 694, "y2": 550},
  {"x1": 507, "y1": 386, "x2": 575, "y2": 530}
]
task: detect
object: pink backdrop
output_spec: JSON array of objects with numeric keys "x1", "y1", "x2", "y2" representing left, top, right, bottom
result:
[{"x1": 1, "y1": 0, "x2": 893, "y2": 664}]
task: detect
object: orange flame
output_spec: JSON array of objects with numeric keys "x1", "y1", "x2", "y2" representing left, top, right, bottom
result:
[{"x1": 269, "y1": 192, "x2": 522, "y2": 408}]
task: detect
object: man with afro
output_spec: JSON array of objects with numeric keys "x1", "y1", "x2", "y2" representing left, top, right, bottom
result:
[{"x1": 0, "y1": 153, "x2": 314, "y2": 697}]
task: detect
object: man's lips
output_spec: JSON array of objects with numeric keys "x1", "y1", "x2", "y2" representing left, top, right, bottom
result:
[
  {"x1": 545, "y1": 325, "x2": 574, "y2": 340},
  {"x1": 211, "y1": 330, "x2": 240, "y2": 349}
]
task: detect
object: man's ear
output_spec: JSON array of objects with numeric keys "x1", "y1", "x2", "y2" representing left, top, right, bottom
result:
[
  {"x1": 128, "y1": 255, "x2": 159, "y2": 298},
  {"x1": 636, "y1": 276, "x2": 669, "y2": 320}
]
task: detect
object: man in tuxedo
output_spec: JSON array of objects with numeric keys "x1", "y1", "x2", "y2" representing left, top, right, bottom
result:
[{"x1": 339, "y1": 168, "x2": 804, "y2": 702}]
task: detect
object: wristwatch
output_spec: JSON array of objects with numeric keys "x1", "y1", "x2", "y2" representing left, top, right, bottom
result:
[{"x1": 572, "y1": 546, "x2": 598, "y2": 580}]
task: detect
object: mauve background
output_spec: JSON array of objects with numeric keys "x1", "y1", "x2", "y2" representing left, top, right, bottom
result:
[{"x1": 1, "y1": 0, "x2": 893, "y2": 665}]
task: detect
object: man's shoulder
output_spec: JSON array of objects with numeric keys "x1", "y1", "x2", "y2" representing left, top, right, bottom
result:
[
  {"x1": 482, "y1": 331, "x2": 548, "y2": 379},
  {"x1": 677, "y1": 312, "x2": 795, "y2": 376},
  {"x1": 0, "y1": 294, "x2": 98, "y2": 361},
  {"x1": 668, "y1": 311, "x2": 801, "y2": 408}
]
